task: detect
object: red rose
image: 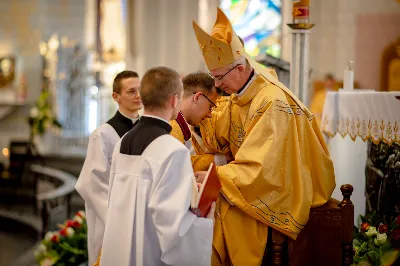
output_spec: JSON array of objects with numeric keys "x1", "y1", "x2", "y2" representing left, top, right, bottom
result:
[
  {"x1": 379, "y1": 224, "x2": 388, "y2": 233},
  {"x1": 396, "y1": 216, "x2": 400, "y2": 225},
  {"x1": 65, "y1": 220, "x2": 74, "y2": 227},
  {"x1": 75, "y1": 211, "x2": 85, "y2": 219},
  {"x1": 361, "y1": 222, "x2": 370, "y2": 232},
  {"x1": 66, "y1": 219, "x2": 80, "y2": 228},
  {"x1": 59, "y1": 227, "x2": 67, "y2": 236},
  {"x1": 51, "y1": 234, "x2": 59, "y2": 243},
  {"x1": 72, "y1": 221, "x2": 81, "y2": 228}
]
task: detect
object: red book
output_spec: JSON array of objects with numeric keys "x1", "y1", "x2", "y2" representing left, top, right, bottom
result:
[{"x1": 191, "y1": 163, "x2": 221, "y2": 217}]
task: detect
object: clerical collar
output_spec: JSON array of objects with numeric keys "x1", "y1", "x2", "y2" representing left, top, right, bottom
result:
[
  {"x1": 175, "y1": 112, "x2": 191, "y2": 141},
  {"x1": 141, "y1": 114, "x2": 170, "y2": 126},
  {"x1": 139, "y1": 115, "x2": 172, "y2": 133},
  {"x1": 236, "y1": 70, "x2": 256, "y2": 96},
  {"x1": 107, "y1": 111, "x2": 137, "y2": 138},
  {"x1": 119, "y1": 110, "x2": 139, "y2": 124}
]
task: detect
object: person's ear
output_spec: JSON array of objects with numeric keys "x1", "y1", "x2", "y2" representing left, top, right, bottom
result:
[
  {"x1": 193, "y1": 92, "x2": 202, "y2": 103},
  {"x1": 112, "y1": 92, "x2": 120, "y2": 103},
  {"x1": 237, "y1": 65, "x2": 245, "y2": 73},
  {"x1": 171, "y1": 94, "x2": 178, "y2": 108}
]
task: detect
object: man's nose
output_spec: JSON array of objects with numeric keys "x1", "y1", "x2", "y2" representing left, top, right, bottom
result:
[{"x1": 214, "y1": 79, "x2": 221, "y2": 87}]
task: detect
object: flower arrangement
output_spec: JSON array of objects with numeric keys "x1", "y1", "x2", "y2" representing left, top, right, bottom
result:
[
  {"x1": 34, "y1": 211, "x2": 88, "y2": 266},
  {"x1": 353, "y1": 211, "x2": 400, "y2": 266},
  {"x1": 28, "y1": 91, "x2": 62, "y2": 136}
]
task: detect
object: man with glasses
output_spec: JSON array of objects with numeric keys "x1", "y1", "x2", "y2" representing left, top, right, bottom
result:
[
  {"x1": 75, "y1": 70, "x2": 142, "y2": 266},
  {"x1": 192, "y1": 8, "x2": 336, "y2": 266},
  {"x1": 170, "y1": 72, "x2": 226, "y2": 172}
]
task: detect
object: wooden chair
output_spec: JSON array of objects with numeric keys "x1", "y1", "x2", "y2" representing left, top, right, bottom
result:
[{"x1": 267, "y1": 184, "x2": 354, "y2": 266}]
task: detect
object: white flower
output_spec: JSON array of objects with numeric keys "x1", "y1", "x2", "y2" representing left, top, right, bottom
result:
[
  {"x1": 30, "y1": 107, "x2": 39, "y2": 118},
  {"x1": 73, "y1": 215, "x2": 83, "y2": 224},
  {"x1": 34, "y1": 244, "x2": 47, "y2": 258},
  {"x1": 365, "y1": 226, "x2": 378, "y2": 237},
  {"x1": 65, "y1": 227, "x2": 75, "y2": 237},
  {"x1": 374, "y1": 233, "x2": 387, "y2": 245},
  {"x1": 44, "y1": 232, "x2": 54, "y2": 242}
]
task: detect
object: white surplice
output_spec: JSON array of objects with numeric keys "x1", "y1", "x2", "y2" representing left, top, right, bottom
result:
[
  {"x1": 75, "y1": 123, "x2": 120, "y2": 266},
  {"x1": 100, "y1": 134, "x2": 213, "y2": 266}
]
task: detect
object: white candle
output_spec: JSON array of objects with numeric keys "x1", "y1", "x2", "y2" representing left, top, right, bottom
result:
[{"x1": 343, "y1": 61, "x2": 354, "y2": 90}]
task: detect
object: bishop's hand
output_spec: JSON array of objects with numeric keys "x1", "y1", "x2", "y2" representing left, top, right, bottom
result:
[{"x1": 194, "y1": 171, "x2": 207, "y2": 184}]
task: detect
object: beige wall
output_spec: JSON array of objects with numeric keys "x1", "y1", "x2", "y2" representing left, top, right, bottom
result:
[
  {"x1": 307, "y1": 0, "x2": 400, "y2": 87},
  {"x1": 125, "y1": 0, "x2": 203, "y2": 76}
]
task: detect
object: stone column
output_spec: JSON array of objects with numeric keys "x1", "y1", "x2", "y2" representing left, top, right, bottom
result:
[{"x1": 288, "y1": 0, "x2": 314, "y2": 106}]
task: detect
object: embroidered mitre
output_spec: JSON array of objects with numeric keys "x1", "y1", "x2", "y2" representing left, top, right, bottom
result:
[{"x1": 192, "y1": 7, "x2": 245, "y2": 71}]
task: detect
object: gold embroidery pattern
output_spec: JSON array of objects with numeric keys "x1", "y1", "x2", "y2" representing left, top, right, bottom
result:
[
  {"x1": 253, "y1": 197, "x2": 305, "y2": 236},
  {"x1": 275, "y1": 99, "x2": 314, "y2": 121},
  {"x1": 249, "y1": 100, "x2": 270, "y2": 121},
  {"x1": 230, "y1": 120, "x2": 244, "y2": 148},
  {"x1": 321, "y1": 116, "x2": 400, "y2": 145}
]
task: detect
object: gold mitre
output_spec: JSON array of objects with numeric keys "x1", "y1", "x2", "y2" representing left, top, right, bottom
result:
[{"x1": 192, "y1": 7, "x2": 245, "y2": 71}]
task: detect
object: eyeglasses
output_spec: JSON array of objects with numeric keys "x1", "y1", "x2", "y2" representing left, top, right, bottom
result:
[
  {"x1": 209, "y1": 64, "x2": 240, "y2": 81},
  {"x1": 193, "y1": 92, "x2": 217, "y2": 112},
  {"x1": 126, "y1": 87, "x2": 140, "y2": 97}
]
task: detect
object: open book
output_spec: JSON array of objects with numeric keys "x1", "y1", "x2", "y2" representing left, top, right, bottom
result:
[{"x1": 190, "y1": 163, "x2": 221, "y2": 217}]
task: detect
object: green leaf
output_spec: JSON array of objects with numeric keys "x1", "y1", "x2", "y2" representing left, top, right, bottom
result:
[{"x1": 354, "y1": 239, "x2": 361, "y2": 247}]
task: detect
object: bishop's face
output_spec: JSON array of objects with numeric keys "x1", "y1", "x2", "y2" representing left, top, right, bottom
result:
[
  {"x1": 210, "y1": 64, "x2": 246, "y2": 94},
  {"x1": 118, "y1": 77, "x2": 142, "y2": 112}
]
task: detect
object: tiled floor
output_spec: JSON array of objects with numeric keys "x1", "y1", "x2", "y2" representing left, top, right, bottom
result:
[{"x1": 0, "y1": 232, "x2": 37, "y2": 266}]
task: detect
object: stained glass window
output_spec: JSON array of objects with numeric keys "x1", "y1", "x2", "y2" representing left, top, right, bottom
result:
[{"x1": 220, "y1": 0, "x2": 282, "y2": 58}]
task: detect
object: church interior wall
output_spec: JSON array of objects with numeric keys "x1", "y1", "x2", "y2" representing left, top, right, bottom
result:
[
  {"x1": 125, "y1": 0, "x2": 203, "y2": 76},
  {"x1": 1, "y1": 0, "x2": 399, "y2": 166},
  {"x1": 0, "y1": 0, "x2": 87, "y2": 165},
  {"x1": 309, "y1": 0, "x2": 400, "y2": 88}
]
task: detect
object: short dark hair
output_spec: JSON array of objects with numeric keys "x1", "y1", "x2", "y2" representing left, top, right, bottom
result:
[
  {"x1": 182, "y1": 72, "x2": 215, "y2": 97},
  {"x1": 113, "y1": 70, "x2": 139, "y2": 93},
  {"x1": 140, "y1": 67, "x2": 182, "y2": 110}
]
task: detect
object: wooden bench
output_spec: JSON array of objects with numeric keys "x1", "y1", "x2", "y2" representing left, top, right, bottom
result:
[{"x1": 267, "y1": 184, "x2": 354, "y2": 266}]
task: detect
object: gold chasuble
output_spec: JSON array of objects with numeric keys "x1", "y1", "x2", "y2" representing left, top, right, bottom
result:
[
  {"x1": 193, "y1": 8, "x2": 336, "y2": 266},
  {"x1": 170, "y1": 113, "x2": 214, "y2": 172}
]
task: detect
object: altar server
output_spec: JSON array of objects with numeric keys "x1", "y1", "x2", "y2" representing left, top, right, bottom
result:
[
  {"x1": 75, "y1": 71, "x2": 142, "y2": 266},
  {"x1": 100, "y1": 66, "x2": 214, "y2": 266}
]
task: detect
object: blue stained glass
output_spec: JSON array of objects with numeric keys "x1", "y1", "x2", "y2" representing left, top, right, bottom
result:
[{"x1": 220, "y1": 0, "x2": 282, "y2": 58}]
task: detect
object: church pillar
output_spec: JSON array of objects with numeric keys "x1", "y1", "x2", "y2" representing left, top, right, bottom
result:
[{"x1": 288, "y1": 0, "x2": 314, "y2": 106}]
